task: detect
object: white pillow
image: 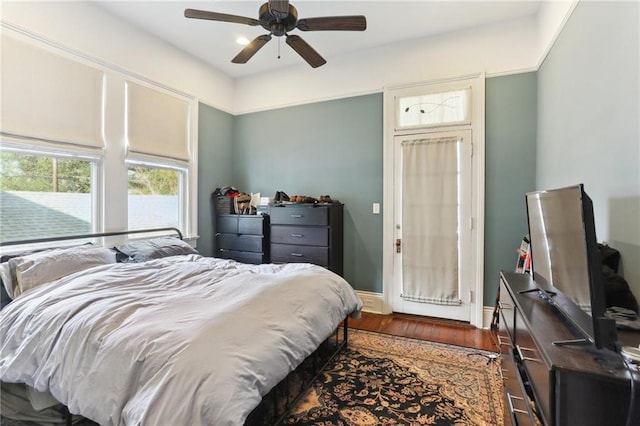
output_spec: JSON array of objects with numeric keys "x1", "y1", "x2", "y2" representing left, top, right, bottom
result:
[{"x1": 12, "y1": 246, "x2": 116, "y2": 297}]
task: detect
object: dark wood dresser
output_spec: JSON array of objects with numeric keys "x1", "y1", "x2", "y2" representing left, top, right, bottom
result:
[
  {"x1": 268, "y1": 203, "x2": 343, "y2": 275},
  {"x1": 498, "y1": 271, "x2": 640, "y2": 426},
  {"x1": 214, "y1": 214, "x2": 269, "y2": 264}
]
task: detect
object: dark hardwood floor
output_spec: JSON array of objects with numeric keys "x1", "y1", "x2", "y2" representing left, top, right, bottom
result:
[{"x1": 349, "y1": 311, "x2": 499, "y2": 352}]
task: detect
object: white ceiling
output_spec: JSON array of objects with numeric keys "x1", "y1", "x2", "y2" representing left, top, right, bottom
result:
[{"x1": 94, "y1": 1, "x2": 542, "y2": 80}]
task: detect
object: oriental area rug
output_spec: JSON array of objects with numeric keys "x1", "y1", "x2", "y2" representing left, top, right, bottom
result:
[
  {"x1": 282, "y1": 329, "x2": 505, "y2": 426},
  {"x1": 1, "y1": 329, "x2": 504, "y2": 426}
]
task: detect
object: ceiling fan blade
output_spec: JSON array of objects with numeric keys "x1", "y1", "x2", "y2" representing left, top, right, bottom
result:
[
  {"x1": 285, "y1": 34, "x2": 326, "y2": 68},
  {"x1": 232, "y1": 35, "x2": 272, "y2": 64},
  {"x1": 296, "y1": 16, "x2": 367, "y2": 32},
  {"x1": 268, "y1": 0, "x2": 290, "y2": 18},
  {"x1": 184, "y1": 9, "x2": 260, "y2": 26}
]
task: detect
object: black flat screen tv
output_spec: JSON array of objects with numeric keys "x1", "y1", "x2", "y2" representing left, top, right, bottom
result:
[{"x1": 525, "y1": 184, "x2": 617, "y2": 350}]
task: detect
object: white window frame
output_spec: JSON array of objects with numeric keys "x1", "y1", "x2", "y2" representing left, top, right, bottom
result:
[
  {"x1": 125, "y1": 156, "x2": 189, "y2": 235},
  {"x1": 0, "y1": 136, "x2": 104, "y2": 242},
  {"x1": 395, "y1": 87, "x2": 472, "y2": 131},
  {"x1": 1, "y1": 26, "x2": 199, "y2": 246}
]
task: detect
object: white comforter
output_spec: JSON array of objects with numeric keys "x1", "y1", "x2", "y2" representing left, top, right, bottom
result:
[{"x1": 0, "y1": 255, "x2": 362, "y2": 425}]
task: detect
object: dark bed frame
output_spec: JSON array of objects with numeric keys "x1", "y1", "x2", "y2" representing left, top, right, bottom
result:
[
  {"x1": 247, "y1": 320, "x2": 349, "y2": 425},
  {"x1": 0, "y1": 227, "x2": 350, "y2": 426}
]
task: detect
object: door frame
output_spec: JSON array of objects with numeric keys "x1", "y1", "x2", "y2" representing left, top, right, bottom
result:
[
  {"x1": 382, "y1": 73, "x2": 486, "y2": 328},
  {"x1": 391, "y1": 129, "x2": 473, "y2": 321}
]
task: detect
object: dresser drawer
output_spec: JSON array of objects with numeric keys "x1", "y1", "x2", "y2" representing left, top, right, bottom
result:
[
  {"x1": 270, "y1": 226, "x2": 328, "y2": 246},
  {"x1": 501, "y1": 349, "x2": 536, "y2": 426},
  {"x1": 238, "y1": 216, "x2": 265, "y2": 235},
  {"x1": 216, "y1": 234, "x2": 264, "y2": 253},
  {"x1": 269, "y1": 205, "x2": 328, "y2": 226},
  {"x1": 216, "y1": 215, "x2": 265, "y2": 235},
  {"x1": 515, "y1": 309, "x2": 551, "y2": 424},
  {"x1": 216, "y1": 249, "x2": 266, "y2": 265},
  {"x1": 499, "y1": 278, "x2": 516, "y2": 342},
  {"x1": 270, "y1": 243, "x2": 329, "y2": 266},
  {"x1": 217, "y1": 215, "x2": 239, "y2": 233}
]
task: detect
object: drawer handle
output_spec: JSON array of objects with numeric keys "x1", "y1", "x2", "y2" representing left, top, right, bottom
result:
[
  {"x1": 290, "y1": 214, "x2": 303, "y2": 218},
  {"x1": 291, "y1": 253, "x2": 303, "y2": 257},
  {"x1": 516, "y1": 345, "x2": 542, "y2": 363},
  {"x1": 290, "y1": 233, "x2": 303, "y2": 238},
  {"x1": 497, "y1": 334, "x2": 512, "y2": 347},
  {"x1": 506, "y1": 393, "x2": 529, "y2": 415},
  {"x1": 500, "y1": 368, "x2": 509, "y2": 380}
]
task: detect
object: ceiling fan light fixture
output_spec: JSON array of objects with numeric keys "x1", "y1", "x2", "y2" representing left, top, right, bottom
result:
[
  {"x1": 185, "y1": 0, "x2": 366, "y2": 68},
  {"x1": 236, "y1": 37, "x2": 251, "y2": 45}
]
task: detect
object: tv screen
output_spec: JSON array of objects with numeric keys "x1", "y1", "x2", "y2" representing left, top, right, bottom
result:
[
  {"x1": 526, "y1": 185, "x2": 592, "y2": 311},
  {"x1": 526, "y1": 184, "x2": 616, "y2": 350}
]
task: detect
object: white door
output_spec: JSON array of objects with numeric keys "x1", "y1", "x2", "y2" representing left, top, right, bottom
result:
[{"x1": 391, "y1": 129, "x2": 473, "y2": 321}]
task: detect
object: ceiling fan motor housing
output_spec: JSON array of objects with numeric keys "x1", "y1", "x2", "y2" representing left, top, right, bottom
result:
[{"x1": 259, "y1": 2, "x2": 297, "y2": 36}]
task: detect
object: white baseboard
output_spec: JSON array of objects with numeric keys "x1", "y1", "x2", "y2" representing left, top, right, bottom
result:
[
  {"x1": 356, "y1": 290, "x2": 496, "y2": 330},
  {"x1": 355, "y1": 291, "x2": 385, "y2": 314},
  {"x1": 482, "y1": 306, "x2": 497, "y2": 330}
]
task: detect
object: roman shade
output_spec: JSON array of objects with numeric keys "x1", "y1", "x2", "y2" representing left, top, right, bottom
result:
[
  {"x1": 125, "y1": 82, "x2": 190, "y2": 161},
  {"x1": 401, "y1": 136, "x2": 461, "y2": 305},
  {"x1": 0, "y1": 35, "x2": 104, "y2": 148}
]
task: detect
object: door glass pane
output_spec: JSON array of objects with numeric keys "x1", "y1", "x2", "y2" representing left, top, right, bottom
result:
[
  {"x1": 0, "y1": 151, "x2": 93, "y2": 243},
  {"x1": 127, "y1": 165, "x2": 180, "y2": 230},
  {"x1": 397, "y1": 88, "x2": 470, "y2": 129}
]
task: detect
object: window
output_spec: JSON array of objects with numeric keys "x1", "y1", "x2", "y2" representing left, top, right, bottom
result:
[
  {"x1": 0, "y1": 149, "x2": 97, "y2": 243},
  {"x1": 1, "y1": 31, "x2": 197, "y2": 246},
  {"x1": 127, "y1": 162, "x2": 185, "y2": 231},
  {"x1": 396, "y1": 88, "x2": 470, "y2": 130}
]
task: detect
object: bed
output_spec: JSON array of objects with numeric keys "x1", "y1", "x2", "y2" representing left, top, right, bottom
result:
[{"x1": 0, "y1": 229, "x2": 362, "y2": 425}]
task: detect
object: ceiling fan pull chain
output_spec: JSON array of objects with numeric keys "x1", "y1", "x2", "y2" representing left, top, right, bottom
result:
[{"x1": 278, "y1": 37, "x2": 281, "y2": 59}]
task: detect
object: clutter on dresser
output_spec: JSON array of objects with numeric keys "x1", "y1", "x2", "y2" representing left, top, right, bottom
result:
[
  {"x1": 212, "y1": 186, "x2": 260, "y2": 215},
  {"x1": 515, "y1": 234, "x2": 531, "y2": 274},
  {"x1": 273, "y1": 190, "x2": 339, "y2": 205}
]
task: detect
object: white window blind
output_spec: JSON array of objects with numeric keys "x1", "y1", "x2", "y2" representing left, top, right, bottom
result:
[
  {"x1": 125, "y1": 82, "x2": 190, "y2": 161},
  {"x1": 0, "y1": 35, "x2": 104, "y2": 148}
]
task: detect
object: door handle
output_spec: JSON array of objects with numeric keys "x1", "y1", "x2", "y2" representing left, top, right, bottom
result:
[{"x1": 395, "y1": 238, "x2": 401, "y2": 253}]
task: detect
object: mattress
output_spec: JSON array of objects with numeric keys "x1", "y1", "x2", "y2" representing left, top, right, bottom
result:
[{"x1": 0, "y1": 254, "x2": 362, "y2": 425}]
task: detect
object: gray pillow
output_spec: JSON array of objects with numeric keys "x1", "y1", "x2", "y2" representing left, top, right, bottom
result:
[{"x1": 116, "y1": 237, "x2": 197, "y2": 262}]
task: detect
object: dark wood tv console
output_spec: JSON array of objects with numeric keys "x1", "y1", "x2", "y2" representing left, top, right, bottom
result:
[{"x1": 498, "y1": 271, "x2": 640, "y2": 426}]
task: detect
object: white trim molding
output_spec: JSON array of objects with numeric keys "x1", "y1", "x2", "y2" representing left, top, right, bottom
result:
[
  {"x1": 356, "y1": 291, "x2": 496, "y2": 330},
  {"x1": 382, "y1": 73, "x2": 486, "y2": 328},
  {"x1": 482, "y1": 306, "x2": 497, "y2": 330},
  {"x1": 356, "y1": 291, "x2": 386, "y2": 314}
]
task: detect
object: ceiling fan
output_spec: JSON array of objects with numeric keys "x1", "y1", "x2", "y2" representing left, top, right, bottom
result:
[{"x1": 184, "y1": 0, "x2": 367, "y2": 68}]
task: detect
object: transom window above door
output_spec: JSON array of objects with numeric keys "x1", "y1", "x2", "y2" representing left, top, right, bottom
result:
[{"x1": 396, "y1": 88, "x2": 470, "y2": 130}]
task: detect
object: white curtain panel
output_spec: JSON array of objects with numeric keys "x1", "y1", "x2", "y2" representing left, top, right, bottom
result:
[{"x1": 401, "y1": 136, "x2": 461, "y2": 305}]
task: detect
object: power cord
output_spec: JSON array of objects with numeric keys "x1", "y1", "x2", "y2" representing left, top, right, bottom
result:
[{"x1": 467, "y1": 352, "x2": 499, "y2": 365}]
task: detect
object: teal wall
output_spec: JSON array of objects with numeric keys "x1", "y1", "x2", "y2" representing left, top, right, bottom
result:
[
  {"x1": 233, "y1": 94, "x2": 384, "y2": 293},
  {"x1": 197, "y1": 2, "x2": 637, "y2": 310},
  {"x1": 537, "y1": 1, "x2": 640, "y2": 296},
  {"x1": 484, "y1": 73, "x2": 537, "y2": 306},
  {"x1": 198, "y1": 79, "x2": 538, "y2": 306},
  {"x1": 197, "y1": 103, "x2": 234, "y2": 257}
]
